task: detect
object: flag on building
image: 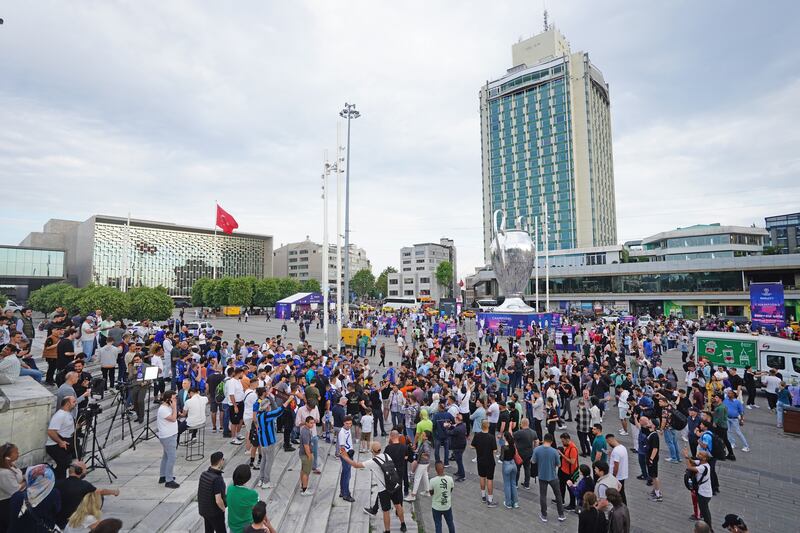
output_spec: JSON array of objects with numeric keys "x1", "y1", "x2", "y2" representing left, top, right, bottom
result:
[{"x1": 215, "y1": 204, "x2": 239, "y2": 234}]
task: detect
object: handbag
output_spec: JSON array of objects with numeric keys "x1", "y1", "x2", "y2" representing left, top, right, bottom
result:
[{"x1": 513, "y1": 449, "x2": 523, "y2": 466}]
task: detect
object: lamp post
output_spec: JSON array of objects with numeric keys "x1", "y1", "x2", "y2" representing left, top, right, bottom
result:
[
  {"x1": 322, "y1": 155, "x2": 339, "y2": 352},
  {"x1": 339, "y1": 102, "x2": 360, "y2": 309}
]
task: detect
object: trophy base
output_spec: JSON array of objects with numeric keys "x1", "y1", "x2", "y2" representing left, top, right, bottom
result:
[{"x1": 494, "y1": 297, "x2": 535, "y2": 313}]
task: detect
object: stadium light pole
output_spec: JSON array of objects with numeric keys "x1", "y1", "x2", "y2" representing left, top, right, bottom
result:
[{"x1": 339, "y1": 102, "x2": 360, "y2": 308}]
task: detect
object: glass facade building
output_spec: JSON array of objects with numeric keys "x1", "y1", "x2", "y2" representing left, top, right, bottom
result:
[
  {"x1": 480, "y1": 28, "x2": 617, "y2": 261},
  {"x1": 0, "y1": 246, "x2": 65, "y2": 280},
  {"x1": 765, "y1": 212, "x2": 800, "y2": 254}
]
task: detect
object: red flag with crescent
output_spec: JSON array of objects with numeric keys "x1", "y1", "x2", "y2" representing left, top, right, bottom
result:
[{"x1": 215, "y1": 204, "x2": 239, "y2": 234}]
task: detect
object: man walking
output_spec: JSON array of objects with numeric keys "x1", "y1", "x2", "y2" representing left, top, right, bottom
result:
[
  {"x1": 723, "y1": 389, "x2": 750, "y2": 453},
  {"x1": 532, "y1": 434, "x2": 565, "y2": 522},
  {"x1": 513, "y1": 417, "x2": 538, "y2": 489},
  {"x1": 471, "y1": 420, "x2": 497, "y2": 507},
  {"x1": 344, "y1": 441, "x2": 407, "y2": 533}
]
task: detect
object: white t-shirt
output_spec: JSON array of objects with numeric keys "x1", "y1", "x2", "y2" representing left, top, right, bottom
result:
[
  {"x1": 338, "y1": 426, "x2": 353, "y2": 453},
  {"x1": 224, "y1": 378, "x2": 245, "y2": 403},
  {"x1": 361, "y1": 414, "x2": 374, "y2": 434},
  {"x1": 694, "y1": 462, "x2": 712, "y2": 497},
  {"x1": 46, "y1": 410, "x2": 75, "y2": 445},
  {"x1": 762, "y1": 375, "x2": 781, "y2": 394},
  {"x1": 151, "y1": 355, "x2": 164, "y2": 377},
  {"x1": 486, "y1": 402, "x2": 500, "y2": 423},
  {"x1": 185, "y1": 394, "x2": 209, "y2": 428},
  {"x1": 243, "y1": 390, "x2": 259, "y2": 423},
  {"x1": 80, "y1": 322, "x2": 96, "y2": 342},
  {"x1": 610, "y1": 444, "x2": 629, "y2": 481},
  {"x1": 365, "y1": 453, "x2": 392, "y2": 491},
  {"x1": 157, "y1": 404, "x2": 178, "y2": 438}
]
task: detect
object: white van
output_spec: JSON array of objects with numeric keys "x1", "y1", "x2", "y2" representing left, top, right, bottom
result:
[
  {"x1": 694, "y1": 331, "x2": 800, "y2": 384},
  {"x1": 187, "y1": 321, "x2": 214, "y2": 336}
]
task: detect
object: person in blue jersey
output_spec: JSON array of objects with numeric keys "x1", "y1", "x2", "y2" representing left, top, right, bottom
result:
[{"x1": 254, "y1": 388, "x2": 297, "y2": 489}]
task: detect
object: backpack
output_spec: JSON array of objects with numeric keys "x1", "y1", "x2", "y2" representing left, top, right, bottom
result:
[
  {"x1": 704, "y1": 431, "x2": 727, "y2": 461},
  {"x1": 373, "y1": 455, "x2": 401, "y2": 493},
  {"x1": 683, "y1": 464, "x2": 709, "y2": 491},
  {"x1": 215, "y1": 378, "x2": 228, "y2": 404},
  {"x1": 671, "y1": 410, "x2": 688, "y2": 431}
]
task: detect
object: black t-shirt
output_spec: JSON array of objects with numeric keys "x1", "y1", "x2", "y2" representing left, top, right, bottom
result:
[
  {"x1": 729, "y1": 374, "x2": 744, "y2": 390},
  {"x1": 57, "y1": 338, "x2": 74, "y2": 361},
  {"x1": 55, "y1": 477, "x2": 96, "y2": 527},
  {"x1": 498, "y1": 410, "x2": 511, "y2": 432},
  {"x1": 645, "y1": 430, "x2": 660, "y2": 461},
  {"x1": 384, "y1": 442, "x2": 409, "y2": 471},
  {"x1": 346, "y1": 391, "x2": 362, "y2": 415},
  {"x1": 472, "y1": 431, "x2": 497, "y2": 463}
]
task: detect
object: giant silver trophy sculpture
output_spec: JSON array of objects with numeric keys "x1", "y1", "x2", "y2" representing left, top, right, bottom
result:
[{"x1": 490, "y1": 209, "x2": 536, "y2": 313}]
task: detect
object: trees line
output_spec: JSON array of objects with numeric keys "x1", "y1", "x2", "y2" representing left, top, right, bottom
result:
[
  {"x1": 191, "y1": 276, "x2": 321, "y2": 309},
  {"x1": 27, "y1": 283, "x2": 174, "y2": 321}
]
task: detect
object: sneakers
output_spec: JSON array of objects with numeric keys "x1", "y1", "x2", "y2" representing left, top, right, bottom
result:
[
  {"x1": 649, "y1": 494, "x2": 663, "y2": 502},
  {"x1": 404, "y1": 495, "x2": 416, "y2": 502},
  {"x1": 300, "y1": 490, "x2": 314, "y2": 497},
  {"x1": 158, "y1": 477, "x2": 166, "y2": 484},
  {"x1": 504, "y1": 502, "x2": 513, "y2": 509},
  {"x1": 746, "y1": 405, "x2": 752, "y2": 410},
  {"x1": 741, "y1": 447, "x2": 750, "y2": 453},
  {"x1": 400, "y1": 523, "x2": 407, "y2": 532},
  {"x1": 481, "y1": 496, "x2": 486, "y2": 503},
  {"x1": 619, "y1": 431, "x2": 629, "y2": 436},
  {"x1": 558, "y1": 515, "x2": 566, "y2": 522},
  {"x1": 341, "y1": 495, "x2": 355, "y2": 502},
  {"x1": 363, "y1": 507, "x2": 378, "y2": 516},
  {"x1": 521, "y1": 483, "x2": 531, "y2": 490},
  {"x1": 230, "y1": 438, "x2": 243, "y2": 445},
  {"x1": 258, "y1": 481, "x2": 273, "y2": 489},
  {"x1": 539, "y1": 514, "x2": 548, "y2": 523},
  {"x1": 212, "y1": 427, "x2": 218, "y2": 433},
  {"x1": 486, "y1": 501, "x2": 498, "y2": 508},
  {"x1": 165, "y1": 481, "x2": 181, "y2": 489}
]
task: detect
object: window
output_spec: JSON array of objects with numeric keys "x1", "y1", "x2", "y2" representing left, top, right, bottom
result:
[
  {"x1": 765, "y1": 355, "x2": 786, "y2": 371},
  {"x1": 389, "y1": 290, "x2": 399, "y2": 296},
  {"x1": 403, "y1": 290, "x2": 414, "y2": 296},
  {"x1": 403, "y1": 278, "x2": 413, "y2": 284},
  {"x1": 299, "y1": 250, "x2": 309, "y2": 254},
  {"x1": 419, "y1": 277, "x2": 431, "y2": 283},
  {"x1": 792, "y1": 358, "x2": 800, "y2": 374},
  {"x1": 403, "y1": 260, "x2": 411, "y2": 264},
  {"x1": 416, "y1": 259, "x2": 425, "y2": 263},
  {"x1": 289, "y1": 258, "x2": 297, "y2": 263},
  {"x1": 389, "y1": 279, "x2": 398, "y2": 285}
]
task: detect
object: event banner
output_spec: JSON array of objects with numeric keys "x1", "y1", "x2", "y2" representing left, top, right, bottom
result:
[
  {"x1": 477, "y1": 312, "x2": 562, "y2": 334},
  {"x1": 750, "y1": 282, "x2": 785, "y2": 330},
  {"x1": 554, "y1": 325, "x2": 578, "y2": 352}
]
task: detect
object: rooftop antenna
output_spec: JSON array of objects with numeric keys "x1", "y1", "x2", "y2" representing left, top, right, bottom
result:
[{"x1": 543, "y1": 0, "x2": 549, "y2": 31}]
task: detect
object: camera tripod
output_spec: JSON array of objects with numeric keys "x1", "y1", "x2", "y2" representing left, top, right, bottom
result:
[
  {"x1": 103, "y1": 385, "x2": 136, "y2": 451},
  {"x1": 80, "y1": 408, "x2": 116, "y2": 483},
  {"x1": 133, "y1": 383, "x2": 158, "y2": 446}
]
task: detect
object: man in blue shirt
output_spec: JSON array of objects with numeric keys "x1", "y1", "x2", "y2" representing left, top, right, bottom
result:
[
  {"x1": 430, "y1": 401, "x2": 454, "y2": 467},
  {"x1": 723, "y1": 389, "x2": 749, "y2": 453},
  {"x1": 532, "y1": 434, "x2": 565, "y2": 522}
]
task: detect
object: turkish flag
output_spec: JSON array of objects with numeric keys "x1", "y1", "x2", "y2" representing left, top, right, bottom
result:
[{"x1": 215, "y1": 204, "x2": 239, "y2": 234}]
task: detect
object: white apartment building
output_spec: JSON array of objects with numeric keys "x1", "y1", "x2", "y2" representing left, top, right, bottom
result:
[
  {"x1": 386, "y1": 238, "x2": 457, "y2": 301},
  {"x1": 272, "y1": 237, "x2": 370, "y2": 288}
]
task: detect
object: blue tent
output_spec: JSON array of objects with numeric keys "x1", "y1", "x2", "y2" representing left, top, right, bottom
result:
[{"x1": 275, "y1": 292, "x2": 323, "y2": 319}]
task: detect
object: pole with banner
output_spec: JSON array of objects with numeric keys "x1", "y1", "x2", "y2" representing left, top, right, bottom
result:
[{"x1": 213, "y1": 200, "x2": 218, "y2": 280}]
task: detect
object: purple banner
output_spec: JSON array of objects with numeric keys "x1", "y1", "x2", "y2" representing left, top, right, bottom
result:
[
  {"x1": 555, "y1": 326, "x2": 578, "y2": 351},
  {"x1": 477, "y1": 312, "x2": 562, "y2": 334},
  {"x1": 750, "y1": 282, "x2": 785, "y2": 330}
]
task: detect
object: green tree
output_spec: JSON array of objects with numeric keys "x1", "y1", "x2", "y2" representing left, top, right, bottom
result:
[
  {"x1": 228, "y1": 277, "x2": 254, "y2": 307},
  {"x1": 300, "y1": 279, "x2": 321, "y2": 294},
  {"x1": 205, "y1": 278, "x2": 232, "y2": 308},
  {"x1": 253, "y1": 278, "x2": 281, "y2": 307},
  {"x1": 76, "y1": 285, "x2": 131, "y2": 320},
  {"x1": 350, "y1": 269, "x2": 375, "y2": 299},
  {"x1": 374, "y1": 267, "x2": 397, "y2": 299},
  {"x1": 28, "y1": 283, "x2": 79, "y2": 314},
  {"x1": 191, "y1": 277, "x2": 211, "y2": 307},
  {"x1": 435, "y1": 261, "x2": 453, "y2": 298},
  {"x1": 277, "y1": 278, "x2": 301, "y2": 300},
  {"x1": 128, "y1": 286, "x2": 174, "y2": 321}
]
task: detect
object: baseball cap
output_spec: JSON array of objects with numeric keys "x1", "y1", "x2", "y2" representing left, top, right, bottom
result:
[{"x1": 721, "y1": 514, "x2": 746, "y2": 530}]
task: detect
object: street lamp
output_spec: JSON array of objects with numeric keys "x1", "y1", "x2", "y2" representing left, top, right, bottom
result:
[{"x1": 339, "y1": 102, "x2": 360, "y2": 308}]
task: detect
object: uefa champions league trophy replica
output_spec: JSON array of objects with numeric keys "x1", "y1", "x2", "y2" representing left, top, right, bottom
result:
[{"x1": 490, "y1": 209, "x2": 536, "y2": 313}]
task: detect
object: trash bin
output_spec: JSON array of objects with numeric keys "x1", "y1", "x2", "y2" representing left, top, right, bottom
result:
[{"x1": 784, "y1": 406, "x2": 800, "y2": 435}]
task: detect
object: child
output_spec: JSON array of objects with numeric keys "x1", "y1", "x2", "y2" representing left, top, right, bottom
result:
[{"x1": 359, "y1": 411, "x2": 374, "y2": 453}]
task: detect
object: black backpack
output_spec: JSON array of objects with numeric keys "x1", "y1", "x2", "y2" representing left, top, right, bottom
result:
[
  {"x1": 684, "y1": 464, "x2": 709, "y2": 491},
  {"x1": 704, "y1": 431, "x2": 727, "y2": 461},
  {"x1": 671, "y1": 410, "x2": 688, "y2": 431},
  {"x1": 373, "y1": 455, "x2": 401, "y2": 493}
]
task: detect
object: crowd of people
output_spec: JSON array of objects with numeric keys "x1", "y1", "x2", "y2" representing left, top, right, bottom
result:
[{"x1": 1, "y1": 301, "x2": 794, "y2": 532}]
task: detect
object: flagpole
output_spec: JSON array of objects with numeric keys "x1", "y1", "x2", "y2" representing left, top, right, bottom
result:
[
  {"x1": 544, "y1": 202, "x2": 550, "y2": 313},
  {"x1": 322, "y1": 151, "x2": 330, "y2": 351},
  {"x1": 336, "y1": 122, "x2": 344, "y2": 352},
  {"x1": 121, "y1": 212, "x2": 131, "y2": 292},
  {"x1": 534, "y1": 214, "x2": 539, "y2": 312},
  {"x1": 213, "y1": 200, "x2": 218, "y2": 280}
]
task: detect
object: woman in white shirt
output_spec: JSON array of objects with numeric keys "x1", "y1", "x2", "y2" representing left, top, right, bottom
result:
[
  {"x1": 0, "y1": 443, "x2": 24, "y2": 532},
  {"x1": 156, "y1": 391, "x2": 180, "y2": 488}
]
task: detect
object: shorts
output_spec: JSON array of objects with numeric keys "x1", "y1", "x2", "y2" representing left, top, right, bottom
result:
[
  {"x1": 229, "y1": 402, "x2": 244, "y2": 424},
  {"x1": 209, "y1": 397, "x2": 219, "y2": 414},
  {"x1": 618, "y1": 408, "x2": 628, "y2": 420},
  {"x1": 477, "y1": 460, "x2": 496, "y2": 480},
  {"x1": 377, "y1": 487, "x2": 403, "y2": 511},
  {"x1": 361, "y1": 431, "x2": 372, "y2": 441},
  {"x1": 300, "y1": 455, "x2": 313, "y2": 474},
  {"x1": 647, "y1": 460, "x2": 659, "y2": 478}
]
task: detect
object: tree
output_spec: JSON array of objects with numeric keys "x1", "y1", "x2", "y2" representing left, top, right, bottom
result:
[
  {"x1": 375, "y1": 267, "x2": 397, "y2": 299},
  {"x1": 300, "y1": 279, "x2": 321, "y2": 294},
  {"x1": 128, "y1": 286, "x2": 174, "y2": 321},
  {"x1": 253, "y1": 278, "x2": 281, "y2": 307},
  {"x1": 228, "y1": 277, "x2": 254, "y2": 307},
  {"x1": 191, "y1": 277, "x2": 211, "y2": 307},
  {"x1": 204, "y1": 278, "x2": 232, "y2": 309},
  {"x1": 75, "y1": 285, "x2": 130, "y2": 320},
  {"x1": 277, "y1": 278, "x2": 301, "y2": 300},
  {"x1": 436, "y1": 261, "x2": 453, "y2": 298},
  {"x1": 350, "y1": 269, "x2": 375, "y2": 299},
  {"x1": 27, "y1": 283, "x2": 80, "y2": 314}
]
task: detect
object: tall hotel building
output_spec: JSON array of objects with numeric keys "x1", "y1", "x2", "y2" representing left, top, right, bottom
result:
[{"x1": 480, "y1": 26, "x2": 617, "y2": 260}]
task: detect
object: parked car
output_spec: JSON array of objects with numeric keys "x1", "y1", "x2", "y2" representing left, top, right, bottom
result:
[
  {"x1": 187, "y1": 321, "x2": 214, "y2": 336},
  {"x1": 637, "y1": 315, "x2": 652, "y2": 327}
]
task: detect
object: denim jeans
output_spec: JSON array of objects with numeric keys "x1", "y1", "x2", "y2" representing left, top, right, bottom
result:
[
  {"x1": 431, "y1": 508, "x2": 455, "y2": 533},
  {"x1": 406, "y1": 427, "x2": 416, "y2": 443},
  {"x1": 777, "y1": 402, "x2": 787, "y2": 427},
  {"x1": 312, "y1": 434, "x2": 319, "y2": 470},
  {"x1": 727, "y1": 419, "x2": 749, "y2": 448},
  {"x1": 340, "y1": 457, "x2": 352, "y2": 497},
  {"x1": 452, "y1": 448, "x2": 465, "y2": 479},
  {"x1": 19, "y1": 367, "x2": 43, "y2": 383},
  {"x1": 159, "y1": 434, "x2": 177, "y2": 482},
  {"x1": 434, "y1": 438, "x2": 450, "y2": 466},
  {"x1": 538, "y1": 478, "x2": 563, "y2": 517},
  {"x1": 391, "y1": 411, "x2": 404, "y2": 429},
  {"x1": 664, "y1": 428, "x2": 680, "y2": 461},
  {"x1": 81, "y1": 340, "x2": 95, "y2": 361},
  {"x1": 502, "y1": 460, "x2": 518, "y2": 506}
]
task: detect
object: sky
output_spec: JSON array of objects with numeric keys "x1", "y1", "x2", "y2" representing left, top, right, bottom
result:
[{"x1": 1, "y1": 1, "x2": 799, "y2": 281}]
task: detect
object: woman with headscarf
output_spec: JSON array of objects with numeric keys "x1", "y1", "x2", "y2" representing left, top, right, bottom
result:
[{"x1": 8, "y1": 464, "x2": 61, "y2": 533}]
